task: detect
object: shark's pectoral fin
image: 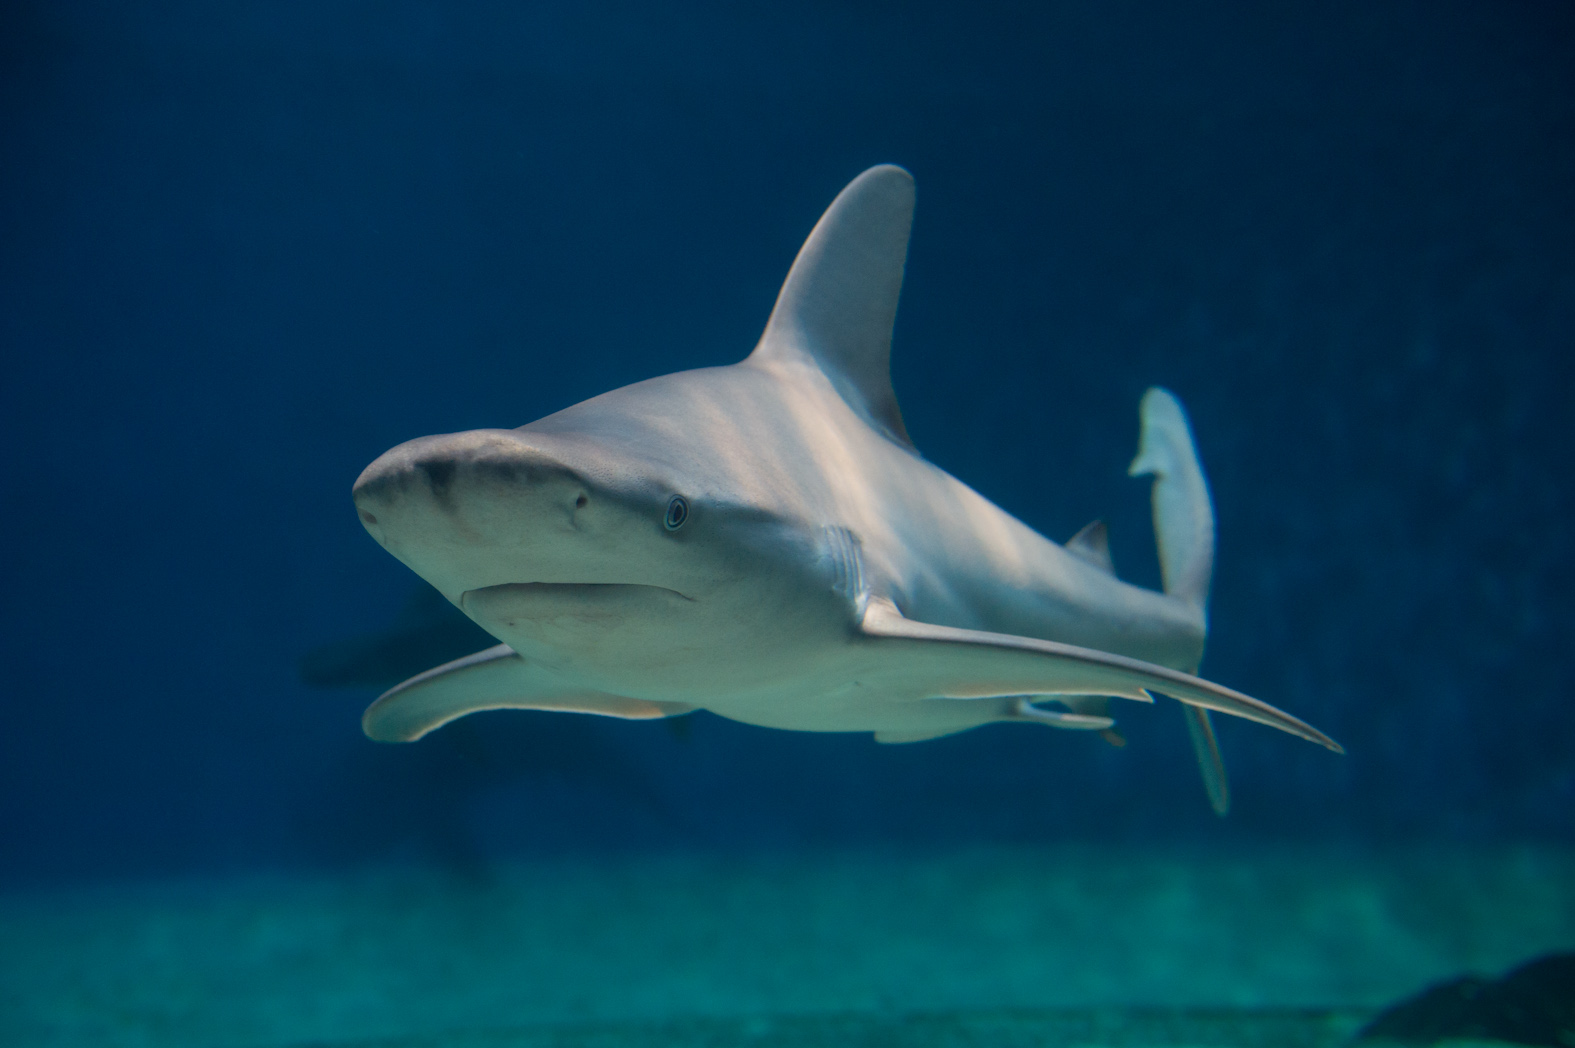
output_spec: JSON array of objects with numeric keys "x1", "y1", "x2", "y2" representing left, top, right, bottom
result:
[
  {"x1": 361, "y1": 644, "x2": 694, "y2": 743},
  {"x1": 856, "y1": 598, "x2": 1342, "y2": 752}
]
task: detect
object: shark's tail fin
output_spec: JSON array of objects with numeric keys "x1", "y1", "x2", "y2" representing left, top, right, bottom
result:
[
  {"x1": 1128, "y1": 388, "x2": 1230, "y2": 816},
  {"x1": 1128, "y1": 388, "x2": 1214, "y2": 614}
]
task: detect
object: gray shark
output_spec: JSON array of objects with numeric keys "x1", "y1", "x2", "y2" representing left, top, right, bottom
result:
[{"x1": 351, "y1": 165, "x2": 1340, "y2": 813}]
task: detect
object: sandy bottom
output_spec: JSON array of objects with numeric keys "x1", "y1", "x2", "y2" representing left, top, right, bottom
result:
[{"x1": 2, "y1": 846, "x2": 1571, "y2": 1047}]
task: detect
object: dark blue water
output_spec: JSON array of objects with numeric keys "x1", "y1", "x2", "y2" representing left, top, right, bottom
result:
[{"x1": 2, "y1": 0, "x2": 1571, "y2": 886}]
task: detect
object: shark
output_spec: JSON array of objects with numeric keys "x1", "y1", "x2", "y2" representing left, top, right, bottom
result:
[{"x1": 351, "y1": 164, "x2": 1341, "y2": 814}]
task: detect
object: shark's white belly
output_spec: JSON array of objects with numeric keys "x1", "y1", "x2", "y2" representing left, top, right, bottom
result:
[{"x1": 700, "y1": 679, "x2": 1014, "y2": 735}]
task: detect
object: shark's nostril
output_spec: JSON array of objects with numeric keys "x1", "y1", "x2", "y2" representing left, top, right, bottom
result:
[{"x1": 359, "y1": 511, "x2": 379, "y2": 526}]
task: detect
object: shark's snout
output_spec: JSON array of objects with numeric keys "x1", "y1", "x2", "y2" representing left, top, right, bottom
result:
[
  {"x1": 355, "y1": 430, "x2": 572, "y2": 504},
  {"x1": 352, "y1": 423, "x2": 707, "y2": 622},
  {"x1": 351, "y1": 428, "x2": 591, "y2": 575}
]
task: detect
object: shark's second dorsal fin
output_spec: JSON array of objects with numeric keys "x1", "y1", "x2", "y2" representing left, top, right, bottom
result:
[
  {"x1": 1065, "y1": 520, "x2": 1115, "y2": 575},
  {"x1": 751, "y1": 165, "x2": 916, "y2": 449}
]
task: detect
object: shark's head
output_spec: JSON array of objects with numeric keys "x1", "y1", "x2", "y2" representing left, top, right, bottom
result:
[
  {"x1": 351, "y1": 377, "x2": 854, "y2": 695},
  {"x1": 352, "y1": 165, "x2": 918, "y2": 698},
  {"x1": 354, "y1": 422, "x2": 696, "y2": 607}
]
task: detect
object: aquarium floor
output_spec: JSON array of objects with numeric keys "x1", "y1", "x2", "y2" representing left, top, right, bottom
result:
[{"x1": 2, "y1": 846, "x2": 1571, "y2": 1048}]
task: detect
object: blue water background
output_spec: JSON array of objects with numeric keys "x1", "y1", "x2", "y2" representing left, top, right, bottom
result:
[{"x1": 1, "y1": 0, "x2": 1571, "y2": 886}]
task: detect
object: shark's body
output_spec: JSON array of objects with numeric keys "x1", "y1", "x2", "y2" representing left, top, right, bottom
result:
[{"x1": 352, "y1": 166, "x2": 1339, "y2": 812}]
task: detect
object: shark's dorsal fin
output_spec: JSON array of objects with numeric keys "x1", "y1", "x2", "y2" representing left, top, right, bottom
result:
[
  {"x1": 1065, "y1": 520, "x2": 1115, "y2": 575},
  {"x1": 751, "y1": 165, "x2": 916, "y2": 449}
]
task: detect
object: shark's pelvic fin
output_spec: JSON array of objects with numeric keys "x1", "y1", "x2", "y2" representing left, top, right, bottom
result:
[
  {"x1": 362, "y1": 644, "x2": 694, "y2": 743},
  {"x1": 1008, "y1": 697, "x2": 1116, "y2": 731},
  {"x1": 857, "y1": 597, "x2": 1342, "y2": 752},
  {"x1": 1064, "y1": 519, "x2": 1115, "y2": 575},
  {"x1": 751, "y1": 164, "x2": 916, "y2": 449},
  {"x1": 1127, "y1": 387, "x2": 1231, "y2": 814}
]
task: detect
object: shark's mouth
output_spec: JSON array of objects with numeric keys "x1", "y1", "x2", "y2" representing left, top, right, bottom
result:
[{"x1": 460, "y1": 581, "x2": 694, "y2": 611}]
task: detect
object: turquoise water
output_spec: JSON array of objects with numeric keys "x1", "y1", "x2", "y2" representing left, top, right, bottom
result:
[{"x1": 6, "y1": 846, "x2": 1570, "y2": 1046}]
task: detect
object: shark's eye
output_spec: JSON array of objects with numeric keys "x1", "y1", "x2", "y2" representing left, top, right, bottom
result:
[{"x1": 664, "y1": 495, "x2": 689, "y2": 531}]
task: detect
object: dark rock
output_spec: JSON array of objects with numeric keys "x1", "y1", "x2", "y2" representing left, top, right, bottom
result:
[{"x1": 1356, "y1": 952, "x2": 1575, "y2": 1046}]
